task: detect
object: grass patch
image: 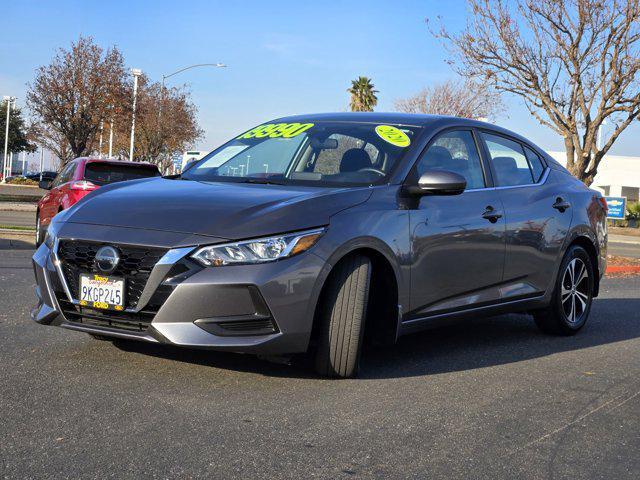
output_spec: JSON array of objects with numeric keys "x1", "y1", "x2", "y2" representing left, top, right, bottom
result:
[{"x1": 0, "y1": 224, "x2": 35, "y2": 231}]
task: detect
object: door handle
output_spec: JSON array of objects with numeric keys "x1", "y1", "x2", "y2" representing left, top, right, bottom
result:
[
  {"x1": 552, "y1": 197, "x2": 571, "y2": 212},
  {"x1": 482, "y1": 206, "x2": 503, "y2": 223}
]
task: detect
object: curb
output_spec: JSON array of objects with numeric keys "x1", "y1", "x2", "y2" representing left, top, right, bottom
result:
[
  {"x1": 608, "y1": 237, "x2": 640, "y2": 245},
  {"x1": 0, "y1": 228, "x2": 34, "y2": 236},
  {"x1": 0, "y1": 202, "x2": 38, "y2": 212},
  {"x1": 606, "y1": 265, "x2": 640, "y2": 274},
  {"x1": 0, "y1": 194, "x2": 41, "y2": 203}
]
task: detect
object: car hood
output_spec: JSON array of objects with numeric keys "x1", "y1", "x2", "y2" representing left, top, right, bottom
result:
[{"x1": 63, "y1": 177, "x2": 372, "y2": 240}]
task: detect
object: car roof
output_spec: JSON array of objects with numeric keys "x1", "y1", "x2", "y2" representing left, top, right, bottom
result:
[
  {"x1": 273, "y1": 112, "x2": 550, "y2": 159},
  {"x1": 72, "y1": 157, "x2": 158, "y2": 168}
]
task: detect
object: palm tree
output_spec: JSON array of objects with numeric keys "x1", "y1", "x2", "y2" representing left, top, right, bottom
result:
[{"x1": 347, "y1": 76, "x2": 378, "y2": 112}]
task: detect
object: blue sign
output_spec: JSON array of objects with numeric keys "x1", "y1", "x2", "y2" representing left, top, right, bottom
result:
[{"x1": 605, "y1": 196, "x2": 626, "y2": 219}]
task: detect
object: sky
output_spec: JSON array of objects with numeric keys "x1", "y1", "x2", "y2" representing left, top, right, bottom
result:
[{"x1": 1, "y1": 0, "x2": 639, "y2": 170}]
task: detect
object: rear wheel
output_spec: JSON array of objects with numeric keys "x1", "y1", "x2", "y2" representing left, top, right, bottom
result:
[
  {"x1": 534, "y1": 245, "x2": 594, "y2": 335},
  {"x1": 315, "y1": 254, "x2": 371, "y2": 378},
  {"x1": 35, "y1": 211, "x2": 46, "y2": 247}
]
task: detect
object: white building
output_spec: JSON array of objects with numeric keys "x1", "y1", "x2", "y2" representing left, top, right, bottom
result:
[
  {"x1": 181, "y1": 150, "x2": 208, "y2": 172},
  {"x1": 547, "y1": 151, "x2": 640, "y2": 202}
]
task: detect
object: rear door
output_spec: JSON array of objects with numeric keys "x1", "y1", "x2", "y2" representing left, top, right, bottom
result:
[
  {"x1": 480, "y1": 132, "x2": 573, "y2": 295},
  {"x1": 41, "y1": 162, "x2": 75, "y2": 224},
  {"x1": 408, "y1": 129, "x2": 506, "y2": 318}
]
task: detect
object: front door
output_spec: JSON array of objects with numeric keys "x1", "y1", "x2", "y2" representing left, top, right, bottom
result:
[{"x1": 408, "y1": 130, "x2": 506, "y2": 318}]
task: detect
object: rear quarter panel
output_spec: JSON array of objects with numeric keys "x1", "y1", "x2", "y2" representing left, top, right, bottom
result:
[{"x1": 559, "y1": 169, "x2": 607, "y2": 281}]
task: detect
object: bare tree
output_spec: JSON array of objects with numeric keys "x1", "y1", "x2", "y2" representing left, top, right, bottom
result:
[
  {"x1": 29, "y1": 122, "x2": 73, "y2": 166},
  {"x1": 432, "y1": 0, "x2": 640, "y2": 185},
  {"x1": 27, "y1": 36, "x2": 128, "y2": 165},
  {"x1": 111, "y1": 77, "x2": 203, "y2": 173},
  {"x1": 394, "y1": 79, "x2": 504, "y2": 119}
]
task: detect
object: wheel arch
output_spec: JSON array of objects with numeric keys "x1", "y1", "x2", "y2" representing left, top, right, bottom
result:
[
  {"x1": 564, "y1": 231, "x2": 601, "y2": 297},
  {"x1": 309, "y1": 239, "x2": 403, "y2": 349}
]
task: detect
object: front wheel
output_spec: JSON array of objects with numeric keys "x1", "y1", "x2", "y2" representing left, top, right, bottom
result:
[
  {"x1": 315, "y1": 254, "x2": 371, "y2": 378},
  {"x1": 534, "y1": 245, "x2": 594, "y2": 335}
]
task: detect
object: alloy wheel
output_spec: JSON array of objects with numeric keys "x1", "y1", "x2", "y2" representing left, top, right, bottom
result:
[{"x1": 561, "y1": 258, "x2": 590, "y2": 324}]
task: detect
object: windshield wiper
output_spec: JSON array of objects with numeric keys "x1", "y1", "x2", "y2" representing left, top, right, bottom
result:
[
  {"x1": 163, "y1": 173, "x2": 192, "y2": 180},
  {"x1": 237, "y1": 177, "x2": 286, "y2": 185}
]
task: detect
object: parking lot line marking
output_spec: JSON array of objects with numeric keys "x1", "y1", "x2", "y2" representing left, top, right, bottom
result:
[{"x1": 512, "y1": 386, "x2": 640, "y2": 453}]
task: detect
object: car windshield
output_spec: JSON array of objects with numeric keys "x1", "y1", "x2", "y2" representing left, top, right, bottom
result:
[
  {"x1": 84, "y1": 163, "x2": 160, "y2": 186},
  {"x1": 182, "y1": 121, "x2": 421, "y2": 186}
]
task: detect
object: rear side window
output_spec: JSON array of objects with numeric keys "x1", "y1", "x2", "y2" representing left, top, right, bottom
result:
[
  {"x1": 482, "y1": 133, "x2": 533, "y2": 187},
  {"x1": 83, "y1": 163, "x2": 160, "y2": 185},
  {"x1": 52, "y1": 162, "x2": 76, "y2": 187},
  {"x1": 417, "y1": 130, "x2": 485, "y2": 190},
  {"x1": 523, "y1": 146, "x2": 546, "y2": 182}
]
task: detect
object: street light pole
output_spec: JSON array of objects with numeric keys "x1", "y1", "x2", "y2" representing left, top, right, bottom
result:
[
  {"x1": 159, "y1": 63, "x2": 227, "y2": 167},
  {"x1": 162, "y1": 63, "x2": 227, "y2": 88},
  {"x1": 161, "y1": 62, "x2": 227, "y2": 108},
  {"x1": 39, "y1": 146, "x2": 44, "y2": 180},
  {"x1": 2, "y1": 96, "x2": 15, "y2": 183},
  {"x1": 98, "y1": 120, "x2": 104, "y2": 157},
  {"x1": 109, "y1": 118, "x2": 114, "y2": 158},
  {"x1": 129, "y1": 68, "x2": 142, "y2": 161}
]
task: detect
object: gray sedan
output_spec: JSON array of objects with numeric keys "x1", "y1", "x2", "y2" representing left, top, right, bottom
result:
[{"x1": 31, "y1": 113, "x2": 608, "y2": 378}]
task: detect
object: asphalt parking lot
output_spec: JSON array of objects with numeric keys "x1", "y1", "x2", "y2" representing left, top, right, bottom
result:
[{"x1": 1, "y1": 240, "x2": 639, "y2": 479}]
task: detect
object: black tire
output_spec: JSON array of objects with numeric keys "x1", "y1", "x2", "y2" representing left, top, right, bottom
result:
[
  {"x1": 315, "y1": 254, "x2": 371, "y2": 378},
  {"x1": 534, "y1": 245, "x2": 594, "y2": 335},
  {"x1": 35, "y1": 211, "x2": 46, "y2": 247}
]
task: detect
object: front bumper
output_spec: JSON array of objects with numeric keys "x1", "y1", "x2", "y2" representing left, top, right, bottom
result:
[{"x1": 31, "y1": 227, "x2": 329, "y2": 355}]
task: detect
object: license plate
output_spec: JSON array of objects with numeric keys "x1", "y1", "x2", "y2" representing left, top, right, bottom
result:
[{"x1": 79, "y1": 273, "x2": 125, "y2": 310}]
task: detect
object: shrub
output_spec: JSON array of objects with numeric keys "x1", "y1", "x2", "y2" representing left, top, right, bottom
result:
[
  {"x1": 7, "y1": 177, "x2": 38, "y2": 186},
  {"x1": 626, "y1": 201, "x2": 640, "y2": 221}
]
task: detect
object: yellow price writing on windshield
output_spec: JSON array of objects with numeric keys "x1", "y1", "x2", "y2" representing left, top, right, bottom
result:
[{"x1": 238, "y1": 123, "x2": 314, "y2": 139}]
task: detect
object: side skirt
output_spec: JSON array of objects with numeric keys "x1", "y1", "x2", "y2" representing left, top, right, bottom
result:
[{"x1": 398, "y1": 293, "x2": 549, "y2": 337}]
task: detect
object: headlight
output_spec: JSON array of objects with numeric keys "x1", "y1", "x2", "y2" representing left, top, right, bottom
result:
[{"x1": 191, "y1": 228, "x2": 325, "y2": 267}]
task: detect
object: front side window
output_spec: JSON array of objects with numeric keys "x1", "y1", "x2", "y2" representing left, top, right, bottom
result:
[
  {"x1": 416, "y1": 130, "x2": 486, "y2": 190},
  {"x1": 183, "y1": 121, "x2": 421, "y2": 186},
  {"x1": 482, "y1": 133, "x2": 534, "y2": 187}
]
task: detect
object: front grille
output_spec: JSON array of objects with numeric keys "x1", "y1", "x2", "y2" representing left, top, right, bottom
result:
[
  {"x1": 51, "y1": 243, "x2": 202, "y2": 334},
  {"x1": 57, "y1": 240, "x2": 167, "y2": 308},
  {"x1": 57, "y1": 298, "x2": 156, "y2": 332}
]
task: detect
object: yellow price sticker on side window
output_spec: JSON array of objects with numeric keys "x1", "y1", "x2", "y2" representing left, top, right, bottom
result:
[
  {"x1": 375, "y1": 125, "x2": 411, "y2": 147},
  {"x1": 237, "y1": 122, "x2": 314, "y2": 140}
]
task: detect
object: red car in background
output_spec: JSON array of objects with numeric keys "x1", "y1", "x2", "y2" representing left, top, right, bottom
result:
[{"x1": 36, "y1": 157, "x2": 160, "y2": 245}]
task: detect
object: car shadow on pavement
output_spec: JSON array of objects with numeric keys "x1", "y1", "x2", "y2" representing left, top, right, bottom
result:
[
  {"x1": 359, "y1": 298, "x2": 640, "y2": 379},
  {"x1": 111, "y1": 298, "x2": 640, "y2": 380},
  {"x1": 0, "y1": 237, "x2": 35, "y2": 250}
]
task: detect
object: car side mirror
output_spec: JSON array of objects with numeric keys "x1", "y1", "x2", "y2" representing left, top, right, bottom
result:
[
  {"x1": 39, "y1": 179, "x2": 53, "y2": 190},
  {"x1": 404, "y1": 169, "x2": 467, "y2": 196}
]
